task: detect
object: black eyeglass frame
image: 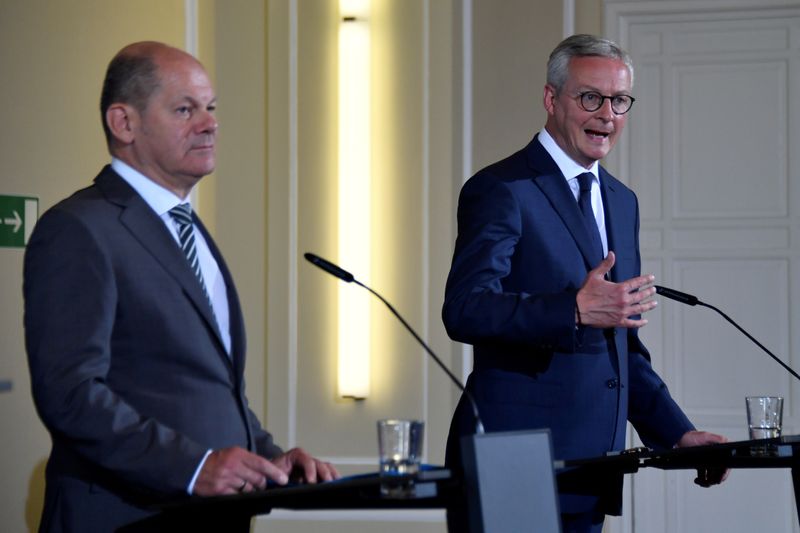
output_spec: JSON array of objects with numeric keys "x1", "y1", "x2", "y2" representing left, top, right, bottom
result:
[{"x1": 576, "y1": 91, "x2": 635, "y2": 115}]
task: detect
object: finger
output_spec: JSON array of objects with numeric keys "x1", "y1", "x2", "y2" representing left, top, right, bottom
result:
[
  {"x1": 243, "y1": 454, "x2": 289, "y2": 485},
  {"x1": 621, "y1": 317, "x2": 648, "y2": 328},
  {"x1": 622, "y1": 274, "x2": 656, "y2": 293},
  {"x1": 294, "y1": 451, "x2": 318, "y2": 483},
  {"x1": 630, "y1": 299, "x2": 657, "y2": 316},
  {"x1": 315, "y1": 461, "x2": 338, "y2": 482},
  {"x1": 592, "y1": 251, "x2": 616, "y2": 276},
  {"x1": 327, "y1": 462, "x2": 341, "y2": 480},
  {"x1": 633, "y1": 286, "x2": 657, "y2": 303}
]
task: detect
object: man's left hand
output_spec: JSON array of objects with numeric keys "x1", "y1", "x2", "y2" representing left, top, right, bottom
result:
[
  {"x1": 271, "y1": 447, "x2": 340, "y2": 484},
  {"x1": 676, "y1": 430, "x2": 730, "y2": 487}
]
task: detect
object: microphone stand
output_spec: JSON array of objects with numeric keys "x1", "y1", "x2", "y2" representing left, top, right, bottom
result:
[
  {"x1": 305, "y1": 253, "x2": 485, "y2": 434},
  {"x1": 655, "y1": 285, "x2": 800, "y2": 381}
]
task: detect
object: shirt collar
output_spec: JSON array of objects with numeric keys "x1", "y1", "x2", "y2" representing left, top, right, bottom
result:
[
  {"x1": 537, "y1": 128, "x2": 599, "y2": 183},
  {"x1": 111, "y1": 158, "x2": 189, "y2": 216}
]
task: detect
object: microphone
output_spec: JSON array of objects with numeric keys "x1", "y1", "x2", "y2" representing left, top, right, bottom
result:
[
  {"x1": 304, "y1": 253, "x2": 354, "y2": 283},
  {"x1": 655, "y1": 285, "x2": 800, "y2": 382},
  {"x1": 304, "y1": 252, "x2": 485, "y2": 434},
  {"x1": 652, "y1": 285, "x2": 698, "y2": 306}
]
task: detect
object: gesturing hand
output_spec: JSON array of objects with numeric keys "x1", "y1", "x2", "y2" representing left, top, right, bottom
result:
[{"x1": 576, "y1": 251, "x2": 657, "y2": 329}]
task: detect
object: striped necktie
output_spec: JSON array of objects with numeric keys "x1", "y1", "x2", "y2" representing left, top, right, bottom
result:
[
  {"x1": 169, "y1": 204, "x2": 212, "y2": 302},
  {"x1": 576, "y1": 172, "x2": 604, "y2": 265}
]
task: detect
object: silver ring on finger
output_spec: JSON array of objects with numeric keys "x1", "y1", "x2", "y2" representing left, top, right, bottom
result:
[{"x1": 238, "y1": 480, "x2": 247, "y2": 492}]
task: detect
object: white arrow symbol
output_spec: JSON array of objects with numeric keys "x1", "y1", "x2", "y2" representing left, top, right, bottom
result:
[{"x1": 3, "y1": 210, "x2": 21, "y2": 233}]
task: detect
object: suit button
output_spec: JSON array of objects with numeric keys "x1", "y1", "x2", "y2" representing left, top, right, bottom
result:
[{"x1": 606, "y1": 379, "x2": 619, "y2": 389}]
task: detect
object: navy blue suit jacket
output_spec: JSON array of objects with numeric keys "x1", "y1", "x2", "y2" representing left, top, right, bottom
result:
[
  {"x1": 24, "y1": 166, "x2": 282, "y2": 532},
  {"x1": 443, "y1": 136, "x2": 693, "y2": 514}
]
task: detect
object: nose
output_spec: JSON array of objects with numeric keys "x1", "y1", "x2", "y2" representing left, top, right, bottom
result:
[
  {"x1": 596, "y1": 98, "x2": 615, "y2": 121},
  {"x1": 196, "y1": 110, "x2": 218, "y2": 134}
]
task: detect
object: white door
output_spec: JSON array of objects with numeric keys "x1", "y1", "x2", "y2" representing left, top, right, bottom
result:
[{"x1": 604, "y1": 1, "x2": 800, "y2": 532}]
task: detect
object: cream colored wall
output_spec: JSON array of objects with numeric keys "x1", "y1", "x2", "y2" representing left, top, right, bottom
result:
[
  {"x1": 0, "y1": 2, "x2": 190, "y2": 531},
  {"x1": 470, "y1": 0, "x2": 562, "y2": 171},
  {"x1": 207, "y1": 1, "x2": 270, "y2": 426}
]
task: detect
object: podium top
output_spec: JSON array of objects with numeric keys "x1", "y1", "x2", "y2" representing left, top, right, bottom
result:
[{"x1": 557, "y1": 434, "x2": 800, "y2": 474}]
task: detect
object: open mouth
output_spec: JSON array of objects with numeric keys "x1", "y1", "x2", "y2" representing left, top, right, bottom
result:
[{"x1": 585, "y1": 129, "x2": 609, "y2": 140}]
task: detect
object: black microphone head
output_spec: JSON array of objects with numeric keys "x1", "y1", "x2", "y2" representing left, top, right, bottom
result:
[
  {"x1": 655, "y1": 285, "x2": 699, "y2": 306},
  {"x1": 304, "y1": 252, "x2": 355, "y2": 283}
]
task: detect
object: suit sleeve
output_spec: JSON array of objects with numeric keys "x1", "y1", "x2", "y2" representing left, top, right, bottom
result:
[
  {"x1": 621, "y1": 197, "x2": 695, "y2": 449},
  {"x1": 627, "y1": 334, "x2": 695, "y2": 449},
  {"x1": 442, "y1": 174, "x2": 578, "y2": 351},
  {"x1": 24, "y1": 209, "x2": 207, "y2": 496},
  {"x1": 244, "y1": 402, "x2": 283, "y2": 458}
]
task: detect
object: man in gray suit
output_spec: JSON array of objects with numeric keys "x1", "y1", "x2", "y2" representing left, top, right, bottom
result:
[{"x1": 24, "y1": 41, "x2": 337, "y2": 532}]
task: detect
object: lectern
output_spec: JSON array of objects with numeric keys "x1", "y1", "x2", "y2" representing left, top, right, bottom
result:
[
  {"x1": 119, "y1": 430, "x2": 562, "y2": 532},
  {"x1": 558, "y1": 434, "x2": 800, "y2": 523}
]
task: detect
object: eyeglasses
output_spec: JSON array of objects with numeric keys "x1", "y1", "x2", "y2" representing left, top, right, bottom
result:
[{"x1": 576, "y1": 91, "x2": 635, "y2": 115}]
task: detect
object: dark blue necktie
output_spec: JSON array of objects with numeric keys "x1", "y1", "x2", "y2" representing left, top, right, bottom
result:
[{"x1": 577, "y1": 172, "x2": 604, "y2": 265}]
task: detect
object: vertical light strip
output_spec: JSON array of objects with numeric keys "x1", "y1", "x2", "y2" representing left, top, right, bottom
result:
[
  {"x1": 338, "y1": 0, "x2": 371, "y2": 399},
  {"x1": 288, "y1": 0, "x2": 299, "y2": 445}
]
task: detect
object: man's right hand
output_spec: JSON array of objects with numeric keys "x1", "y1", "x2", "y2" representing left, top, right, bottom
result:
[
  {"x1": 193, "y1": 446, "x2": 290, "y2": 496},
  {"x1": 576, "y1": 251, "x2": 657, "y2": 329}
]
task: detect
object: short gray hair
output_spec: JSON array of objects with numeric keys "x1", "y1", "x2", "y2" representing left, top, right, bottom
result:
[{"x1": 546, "y1": 34, "x2": 634, "y2": 92}]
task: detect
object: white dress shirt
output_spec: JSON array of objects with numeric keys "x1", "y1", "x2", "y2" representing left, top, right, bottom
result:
[{"x1": 537, "y1": 128, "x2": 609, "y2": 257}]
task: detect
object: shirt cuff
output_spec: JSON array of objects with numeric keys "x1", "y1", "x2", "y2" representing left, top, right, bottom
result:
[{"x1": 187, "y1": 449, "x2": 213, "y2": 495}]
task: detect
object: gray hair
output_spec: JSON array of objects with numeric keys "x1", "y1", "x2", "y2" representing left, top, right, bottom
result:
[{"x1": 546, "y1": 34, "x2": 634, "y2": 92}]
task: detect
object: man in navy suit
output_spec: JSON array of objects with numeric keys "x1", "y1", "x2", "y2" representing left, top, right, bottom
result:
[
  {"x1": 443, "y1": 34, "x2": 727, "y2": 532},
  {"x1": 24, "y1": 41, "x2": 337, "y2": 532}
]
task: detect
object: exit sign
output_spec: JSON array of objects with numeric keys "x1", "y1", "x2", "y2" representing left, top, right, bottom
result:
[{"x1": 0, "y1": 195, "x2": 38, "y2": 248}]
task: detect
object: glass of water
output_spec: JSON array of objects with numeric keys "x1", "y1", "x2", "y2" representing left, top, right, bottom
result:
[
  {"x1": 746, "y1": 396, "x2": 783, "y2": 454},
  {"x1": 377, "y1": 419, "x2": 424, "y2": 498}
]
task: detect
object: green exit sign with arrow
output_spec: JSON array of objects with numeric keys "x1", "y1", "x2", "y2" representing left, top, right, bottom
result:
[{"x1": 0, "y1": 195, "x2": 38, "y2": 248}]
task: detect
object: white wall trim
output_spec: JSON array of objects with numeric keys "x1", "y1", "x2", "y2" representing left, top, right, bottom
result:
[
  {"x1": 288, "y1": 0, "x2": 299, "y2": 448},
  {"x1": 563, "y1": 0, "x2": 575, "y2": 37},
  {"x1": 422, "y1": 0, "x2": 432, "y2": 461},
  {"x1": 258, "y1": 509, "x2": 446, "y2": 523},
  {"x1": 185, "y1": 0, "x2": 200, "y2": 207},
  {"x1": 317, "y1": 455, "x2": 378, "y2": 465},
  {"x1": 460, "y1": 0, "x2": 474, "y2": 384},
  {"x1": 184, "y1": 0, "x2": 199, "y2": 56}
]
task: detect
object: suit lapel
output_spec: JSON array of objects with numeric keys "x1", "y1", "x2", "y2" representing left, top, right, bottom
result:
[
  {"x1": 94, "y1": 167, "x2": 231, "y2": 363},
  {"x1": 525, "y1": 138, "x2": 600, "y2": 271},
  {"x1": 194, "y1": 216, "x2": 246, "y2": 381},
  {"x1": 598, "y1": 167, "x2": 622, "y2": 282}
]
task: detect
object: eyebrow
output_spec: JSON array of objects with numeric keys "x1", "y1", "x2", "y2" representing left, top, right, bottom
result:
[
  {"x1": 575, "y1": 85, "x2": 631, "y2": 96},
  {"x1": 175, "y1": 95, "x2": 217, "y2": 106}
]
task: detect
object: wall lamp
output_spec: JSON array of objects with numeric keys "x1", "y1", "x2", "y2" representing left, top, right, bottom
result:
[{"x1": 338, "y1": 0, "x2": 371, "y2": 399}]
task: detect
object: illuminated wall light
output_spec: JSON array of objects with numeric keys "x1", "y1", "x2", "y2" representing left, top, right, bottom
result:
[{"x1": 338, "y1": 0, "x2": 371, "y2": 399}]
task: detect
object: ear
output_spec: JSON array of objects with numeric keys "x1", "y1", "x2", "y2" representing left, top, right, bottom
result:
[
  {"x1": 106, "y1": 103, "x2": 137, "y2": 145},
  {"x1": 543, "y1": 84, "x2": 557, "y2": 116}
]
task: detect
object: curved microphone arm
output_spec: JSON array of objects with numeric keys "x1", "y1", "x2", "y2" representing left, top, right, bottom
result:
[
  {"x1": 696, "y1": 301, "x2": 800, "y2": 382},
  {"x1": 304, "y1": 252, "x2": 485, "y2": 434},
  {"x1": 354, "y1": 279, "x2": 485, "y2": 434},
  {"x1": 655, "y1": 285, "x2": 800, "y2": 382}
]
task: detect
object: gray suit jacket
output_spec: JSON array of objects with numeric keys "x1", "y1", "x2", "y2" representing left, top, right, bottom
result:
[{"x1": 24, "y1": 166, "x2": 281, "y2": 532}]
